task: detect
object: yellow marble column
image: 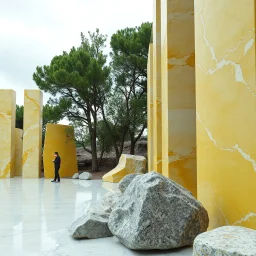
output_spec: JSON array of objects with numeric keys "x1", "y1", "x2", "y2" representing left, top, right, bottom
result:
[
  {"x1": 0, "y1": 90, "x2": 16, "y2": 178},
  {"x1": 161, "y1": 0, "x2": 197, "y2": 197},
  {"x1": 22, "y1": 90, "x2": 43, "y2": 178},
  {"x1": 14, "y1": 128, "x2": 23, "y2": 176},
  {"x1": 152, "y1": 0, "x2": 162, "y2": 173},
  {"x1": 195, "y1": 0, "x2": 256, "y2": 229},
  {"x1": 43, "y1": 124, "x2": 78, "y2": 179},
  {"x1": 147, "y1": 43, "x2": 154, "y2": 171}
]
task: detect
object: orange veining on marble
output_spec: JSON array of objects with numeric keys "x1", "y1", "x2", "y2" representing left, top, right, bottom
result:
[
  {"x1": 160, "y1": 0, "x2": 196, "y2": 196},
  {"x1": 152, "y1": 0, "x2": 162, "y2": 174},
  {"x1": 0, "y1": 161, "x2": 12, "y2": 178},
  {"x1": 24, "y1": 91, "x2": 40, "y2": 109},
  {"x1": 186, "y1": 53, "x2": 195, "y2": 67},
  {"x1": 22, "y1": 148, "x2": 36, "y2": 166}
]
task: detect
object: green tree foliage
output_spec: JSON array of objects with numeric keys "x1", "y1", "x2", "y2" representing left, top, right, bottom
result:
[
  {"x1": 15, "y1": 104, "x2": 62, "y2": 145},
  {"x1": 96, "y1": 120, "x2": 112, "y2": 165},
  {"x1": 33, "y1": 29, "x2": 111, "y2": 172},
  {"x1": 42, "y1": 104, "x2": 64, "y2": 146},
  {"x1": 109, "y1": 22, "x2": 152, "y2": 155},
  {"x1": 16, "y1": 105, "x2": 24, "y2": 129},
  {"x1": 71, "y1": 121, "x2": 92, "y2": 153},
  {"x1": 32, "y1": 23, "x2": 151, "y2": 170},
  {"x1": 102, "y1": 90, "x2": 130, "y2": 162}
]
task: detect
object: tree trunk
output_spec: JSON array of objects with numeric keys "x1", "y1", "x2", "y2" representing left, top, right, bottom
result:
[
  {"x1": 98, "y1": 148, "x2": 105, "y2": 167},
  {"x1": 91, "y1": 127, "x2": 98, "y2": 172},
  {"x1": 130, "y1": 139, "x2": 136, "y2": 155},
  {"x1": 129, "y1": 124, "x2": 146, "y2": 155},
  {"x1": 88, "y1": 110, "x2": 98, "y2": 172},
  {"x1": 120, "y1": 128, "x2": 128, "y2": 156},
  {"x1": 101, "y1": 109, "x2": 121, "y2": 163}
]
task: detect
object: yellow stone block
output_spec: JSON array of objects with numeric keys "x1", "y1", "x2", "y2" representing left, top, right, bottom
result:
[
  {"x1": 43, "y1": 124, "x2": 78, "y2": 178},
  {"x1": 0, "y1": 90, "x2": 16, "y2": 178},
  {"x1": 152, "y1": 0, "x2": 162, "y2": 173},
  {"x1": 102, "y1": 154, "x2": 147, "y2": 183},
  {"x1": 147, "y1": 43, "x2": 154, "y2": 171},
  {"x1": 22, "y1": 90, "x2": 43, "y2": 178},
  {"x1": 195, "y1": 0, "x2": 256, "y2": 229},
  {"x1": 14, "y1": 128, "x2": 23, "y2": 176},
  {"x1": 161, "y1": 0, "x2": 197, "y2": 197}
]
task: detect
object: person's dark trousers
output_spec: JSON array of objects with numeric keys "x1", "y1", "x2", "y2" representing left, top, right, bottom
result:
[{"x1": 54, "y1": 168, "x2": 60, "y2": 182}]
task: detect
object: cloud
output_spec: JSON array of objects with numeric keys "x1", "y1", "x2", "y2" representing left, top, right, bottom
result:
[{"x1": 0, "y1": 0, "x2": 152, "y2": 105}]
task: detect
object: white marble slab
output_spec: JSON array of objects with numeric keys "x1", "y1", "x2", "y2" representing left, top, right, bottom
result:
[{"x1": 0, "y1": 178, "x2": 192, "y2": 256}]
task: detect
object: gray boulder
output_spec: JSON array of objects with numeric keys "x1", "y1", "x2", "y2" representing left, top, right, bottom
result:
[
  {"x1": 101, "y1": 191, "x2": 122, "y2": 210},
  {"x1": 118, "y1": 173, "x2": 142, "y2": 193},
  {"x1": 193, "y1": 226, "x2": 256, "y2": 256},
  {"x1": 79, "y1": 172, "x2": 92, "y2": 180},
  {"x1": 72, "y1": 173, "x2": 79, "y2": 179},
  {"x1": 69, "y1": 207, "x2": 113, "y2": 239},
  {"x1": 109, "y1": 171, "x2": 209, "y2": 250}
]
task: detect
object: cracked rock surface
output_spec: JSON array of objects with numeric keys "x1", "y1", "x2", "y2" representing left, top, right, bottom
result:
[
  {"x1": 109, "y1": 172, "x2": 209, "y2": 250},
  {"x1": 193, "y1": 226, "x2": 256, "y2": 256},
  {"x1": 118, "y1": 173, "x2": 142, "y2": 193},
  {"x1": 101, "y1": 191, "x2": 122, "y2": 210},
  {"x1": 69, "y1": 207, "x2": 113, "y2": 239}
]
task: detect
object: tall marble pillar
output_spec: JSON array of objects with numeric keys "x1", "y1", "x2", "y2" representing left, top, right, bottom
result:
[
  {"x1": 0, "y1": 90, "x2": 16, "y2": 178},
  {"x1": 22, "y1": 90, "x2": 43, "y2": 178},
  {"x1": 152, "y1": 0, "x2": 162, "y2": 173},
  {"x1": 147, "y1": 43, "x2": 154, "y2": 171},
  {"x1": 14, "y1": 128, "x2": 23, "y2": 176},
  {"x1": 195, "y1": 0, "x2": 256, "y2": 229},
  {"x1": 161, "y1": 0, "x2": 197, "y2": 197},
  {"x1": 43, "y1": 124, "x2": 78, "y2": 179}
]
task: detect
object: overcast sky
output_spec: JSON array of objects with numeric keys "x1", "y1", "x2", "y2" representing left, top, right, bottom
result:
[{"x1": 0, "y1": 0, "x2": 152, "y2": 106}]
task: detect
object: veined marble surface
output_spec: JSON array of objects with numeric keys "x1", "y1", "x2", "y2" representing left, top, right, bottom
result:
[
  {"x1": 0, "y1": 178, "x2": 192, "y2": 256},
  {"x1": 22, "y1": 90, "x2": 43, "y2": 178},
  {"x1": 195, "y1": 0, "x2": 256, "y2": 229},
  {"x1": 160, "y1": 0, "x2": 197, "y2": 197},
  {"x1": 43, "y1": 124, "x2": 78, "y2": 179},
  {"x1": 102, "y1": 155, "x2": 147, "y2": 183},
  {"x1": 147, "y1": 43, "x2": 154, "y2": 172},
  {"x1": 14, "y1": 128, "x2": 23, "y2": 176},
  {"x1": 152, "y1": 0, "x2": 162, "y2": 174},
  {"x1": 0, "y1": 89, "x2": 16, "y2": 178}
]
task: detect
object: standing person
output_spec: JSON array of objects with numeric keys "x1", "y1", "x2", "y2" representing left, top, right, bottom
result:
[{"x1": 51, "y1": 152, "x2": 61, "y2": 183}]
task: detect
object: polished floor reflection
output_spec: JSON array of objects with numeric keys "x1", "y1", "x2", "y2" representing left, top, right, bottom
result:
[{"x1": 0, "y1": 178, "x2": 192, "y2": 256}]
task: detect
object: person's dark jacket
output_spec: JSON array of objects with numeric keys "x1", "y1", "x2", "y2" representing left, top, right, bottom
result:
[{"x1": 54, "y1": 156, "x2": 61, "y2": 169}]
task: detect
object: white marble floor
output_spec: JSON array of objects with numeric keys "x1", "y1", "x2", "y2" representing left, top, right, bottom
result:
[{"x1": 0, "y1": 178, "x2": 192, "y2": 256}]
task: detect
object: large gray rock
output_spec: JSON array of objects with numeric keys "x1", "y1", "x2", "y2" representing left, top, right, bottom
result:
[
  {"x1": 109, "y1": 172, "x2": 209, "y2": 250},
  {"x1": 118, "y1": 173, "x2": 142, "y2": 193},
  {"x1": 69, "y1": 207, "x2": 113, "y2": 239},
  {"x1": 193, "y1": 226, "x2": 256, "y2": 256},
  {"x1": 101, "y1": 191, "x2": 122, "y2": 210},
  {"x1": 79, "y1": 172, "x2": 92, "y2": 180}
]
